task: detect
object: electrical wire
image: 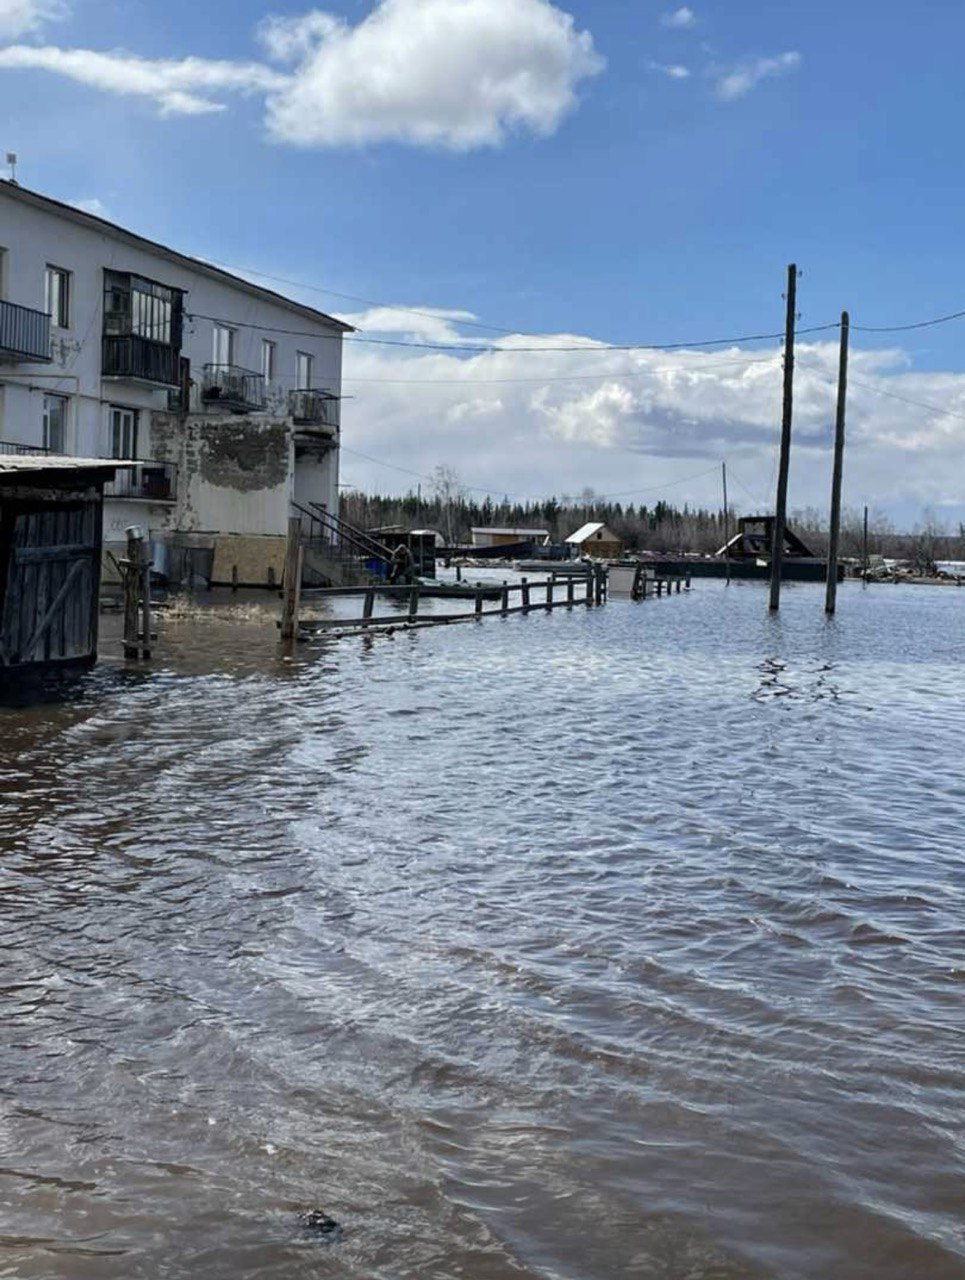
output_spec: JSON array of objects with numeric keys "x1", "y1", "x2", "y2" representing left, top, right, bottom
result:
[
  {"x1": 185, "y1": 309, "x2": 840, "y2": 354},
  {"x1": 195, "y1": 257, "x2": 522, "y2": 335},
  {"x1": 852, "y1": 308, "x2": 965, "y2": 335},
  {"x1": 796, "y1": 358, "x2": 965, "y2": 425},
  {"x1": 341, "y1": 353, "x2": 781, "y2": 386}
]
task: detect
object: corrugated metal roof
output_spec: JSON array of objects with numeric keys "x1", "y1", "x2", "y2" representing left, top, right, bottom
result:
[
  {"x1": 566, "y1": 522, "x2": 607, "y2": 543},
  {"x1": 0, "y1": 454, "x2": 124, "y2": 473}
]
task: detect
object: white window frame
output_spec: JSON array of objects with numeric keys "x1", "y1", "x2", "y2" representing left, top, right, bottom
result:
[
  {"x1": 296, "y1": 351, "x2": 314, "y2": 391},
  {"x1": 212, "y1": 324, "x2": 235, "y2": 368},
  {"x1": 45, "y1": 265, "x2": 71, "y2": 328},
  {"x1": 109, "y1": 405, "x2": 139, "y2": 460},
  {"x1": 43, "y1": 393, "x2": 68, "y2": 453},
  {"x1": 262, "y1": 339, "x2": 276, "y2": 384}
]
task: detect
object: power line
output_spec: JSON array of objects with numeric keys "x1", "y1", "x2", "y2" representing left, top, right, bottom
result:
[
  {"x1": 186, "y1": 309, "x2": 839, "y2": 354},
  {"x1": 192, "y1": 256, "x2": 965, "y2": 343},
  {"x1": 852, "y1": 308, "x2": 965, "y2": 335},
  {"x1": 342, "y1": 355, "x2": 778, "y2": 384},
  {"x1": 341, "y1": 353, "x2": 781, "y2": 386},
  {"x1": 797, "y1": 359, "x2": 965, "y2": 425},
  {"x1": 195, "y1": 257, "x2": 521, "y2": 335}
]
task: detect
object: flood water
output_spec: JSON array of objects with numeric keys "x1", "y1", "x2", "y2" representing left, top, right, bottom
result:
[{"x1": 1, "y1": 579, "x2": 964, "y2": 1279}]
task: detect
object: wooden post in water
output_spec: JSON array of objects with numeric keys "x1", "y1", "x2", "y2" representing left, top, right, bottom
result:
[
  {"x1": 408, "y1": 583, "x2": 420, "y2": 623},
  {"x1": 825, "y1": 311, "x2": 850, "y2": 615},
  {"x1": 769, "y1": 263, "x2": 798, "y2": 612},
  {"x1": 280, "y1": 515, "x2": 303, "y2": 642},
  {"x1": 722, "y1": 461, "x2": 731, "y2": 587},
  {"x1": 139, "y1": 537, "x2": 153, "y2": 661},
  {"x1": 501, "y1": 581, "x2": 509, "y2": 615},
  {"x1": 123, "y1": 526, "x2": 143, "y2": 660},
  {"x1": 475, "y1": 590, "x2": 484, "y2": 618},
  {"x1": 521, "y1": 577, "x2": 530, "y2": 610},
  {"x1": 362, "y1": 589, "x2": 375, "y2": 623},
  {"x1": 567, "y1": 577, "x2": 575, "y2": 607}
]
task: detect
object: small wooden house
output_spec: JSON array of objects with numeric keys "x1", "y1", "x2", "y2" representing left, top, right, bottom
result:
[
  {"x1": 566, "y1": 521, "x2": 624, "y2": 559},
  {"x1": 0, "y1": 455, "x2": 118, "y2": 678}
]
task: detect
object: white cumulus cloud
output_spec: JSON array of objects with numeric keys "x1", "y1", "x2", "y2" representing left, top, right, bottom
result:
[
  {"x1": 0, "y1": 44, "x2": 286, "y2": 114},
  {"x1": 0, "y1": 0, "x2": 66, "y2": 39},
  {"x1": 335, "y1": 311, "x2": 965, "y2": 525},
  {"x1": 660, "y1": 6, "x2": 697, "y2": 28},
  {"x1": 0, "y1": 0, "x2": 603, "y2": 147},
  {"x1": 649, "y1": 61, "x2": 691, "y2": 79},
  {"x1": 715, "y1": 51, "x2": 800, "y2": 101},
  {"x1": 263, "y1": 0, "x2": 605, "y2": 149}
]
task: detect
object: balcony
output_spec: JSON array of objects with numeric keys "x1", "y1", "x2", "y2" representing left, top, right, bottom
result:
[
  {"x1": 103, "y1": 460, "x2": 177, "y2": 503},
  {"x1": 0, "y1": 441, "x2": 51, "y2": 456},
  {"x1": 289, "y1": 388, "x2": 339, "y2": 430},
  {"x1": 102, "y1": 335, "x2": 180, "y2": 387},
  {"x1": 201, "y1": 365, "x2": 266, "y2": 414},
  {"x1": 0, "y1": 299, "x2": 52, "y2": 363}
]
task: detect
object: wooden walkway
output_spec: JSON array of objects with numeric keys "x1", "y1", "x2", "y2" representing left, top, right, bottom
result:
[{"x1": 287, "y1": 566, "x2": 690, "y2": 641}]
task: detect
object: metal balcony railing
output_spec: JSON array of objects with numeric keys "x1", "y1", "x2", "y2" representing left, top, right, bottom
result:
[
  {"x1": 0, "y1": 441, "x2": 51, "y2": 456},
  {"x1": 103, "y1": 460, "x2": 177, "y2": 502},
  {"x1": 0, "y1": 300, "x2": 52, "y2": 363},
  {"x1": 289, "y1": 388, "x2": 339, "y2": 429},
  {"x1": 201, "y1": 365, "x2": 266, "y2": 413},
  {"x1": 102, "y1": 335, "x2": 181, "y2": 386}
]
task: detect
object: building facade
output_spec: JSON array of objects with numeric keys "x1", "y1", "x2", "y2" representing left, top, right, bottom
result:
[{"x1": 0, "y1": 181, "x2": 351, "y2": 583}]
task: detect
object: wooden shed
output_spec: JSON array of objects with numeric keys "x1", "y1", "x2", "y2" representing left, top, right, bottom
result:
[
  {"x1": 0, "y1": 455, "x2": 118, "y2": 678},
  {"x1": 566, "y1": 521, "x2": 624, "y2": 559}
]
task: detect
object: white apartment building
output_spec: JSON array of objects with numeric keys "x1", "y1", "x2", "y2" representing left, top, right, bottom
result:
[{"x1": 0, "y1": 180, "x2": 351, "y2": 584}]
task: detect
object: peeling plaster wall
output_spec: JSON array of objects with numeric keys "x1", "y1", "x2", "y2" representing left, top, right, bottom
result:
[{"x1": 150, "y1": 413, "x2": 293, "y2": 537}]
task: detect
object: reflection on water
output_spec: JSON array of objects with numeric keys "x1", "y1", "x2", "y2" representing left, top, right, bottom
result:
[{"x1": 1, "y1": 580, "x2": 964, "y2": 1279}]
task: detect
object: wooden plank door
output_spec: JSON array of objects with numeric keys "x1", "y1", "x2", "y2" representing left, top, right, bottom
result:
[{"x1": 0, "y1": 500, "x2": 101, "y2": 669}]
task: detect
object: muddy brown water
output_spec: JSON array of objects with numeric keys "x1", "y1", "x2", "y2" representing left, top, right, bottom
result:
[{"x1": 1, "y1": 580, "x2": 963, "y2": 1279}]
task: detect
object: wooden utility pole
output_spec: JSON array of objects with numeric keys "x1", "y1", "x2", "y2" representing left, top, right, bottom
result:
[
  {"x1": 825, "y1": 312, "x2": 849, "y2": 615},
  {"x1": 862, "y1": 505, "x2": 869, "y2": 580},
  {"x1": 722, "y1": 461, "x2": 731, "y2": 586},
  {"x1": 769, "y1": 263, "x2": 798, "y2": 611}
]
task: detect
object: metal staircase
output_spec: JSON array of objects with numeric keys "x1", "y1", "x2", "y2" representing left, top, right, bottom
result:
[{"x1": 292, "y1": 502, "x2": 393, "y2": 587}]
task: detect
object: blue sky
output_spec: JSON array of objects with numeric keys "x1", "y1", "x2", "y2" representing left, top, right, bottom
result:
[{"x1": 2, "y1": 0, "x2": 965, "y2": 526}]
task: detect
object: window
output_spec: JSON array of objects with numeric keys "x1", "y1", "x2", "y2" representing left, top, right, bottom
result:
[
  {"x1": 296, "y1": 351, "x2": 314, "y2": 390},
  {"x1": 110, "y1": 406, "x2": 138, "y2": 459},
  {"x1": 213, "y1": 324, "x2": 235, "y2": 368},
  {"x1": 262, "y1": 340, "x2": 276, "y2": 384},
  {"x1": 45, "y1": 266, "x2": 70, "y2": 328},
  {"x1": 0, "y1": 248, "x2": 7, "y2": 300},
  {"x1": 104, "y1": 271, "x2": 181, "y2": 346},
  {"x1": 43, "y1": 394, "x2": 67, "y2": 452}
]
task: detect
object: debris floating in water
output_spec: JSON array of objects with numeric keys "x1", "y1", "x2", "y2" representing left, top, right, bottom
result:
[{"x1": 296, "y1": 1209, "x2": 341, "y2": 1241}]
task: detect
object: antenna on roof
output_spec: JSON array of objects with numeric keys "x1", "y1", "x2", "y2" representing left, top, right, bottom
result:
[{"x1": 5, "y1": 153, "x2": 18, "y2": 185}]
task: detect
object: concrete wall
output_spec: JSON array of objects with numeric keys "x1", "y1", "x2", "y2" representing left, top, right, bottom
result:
[
  {"x1": 148, "y1": 412, "x2": 293, "y2": 537},
  {"x1": 293, "y1": 444, "x2": 338, "y2": 520}
]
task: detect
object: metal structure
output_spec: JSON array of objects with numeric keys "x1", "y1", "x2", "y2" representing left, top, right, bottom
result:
[{"x1": 201, "y1": 365, "x2": 267, "y2": 413}]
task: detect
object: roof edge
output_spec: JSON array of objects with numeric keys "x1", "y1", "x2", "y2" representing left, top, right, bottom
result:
[{"x1": 0, "y1": 181, "x2": 355, "y2": 334}]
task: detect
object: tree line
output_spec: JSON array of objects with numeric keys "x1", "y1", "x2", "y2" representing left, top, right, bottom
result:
[{"x1": 340, "y1": 483, "x2": 965, "y2": 568}]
